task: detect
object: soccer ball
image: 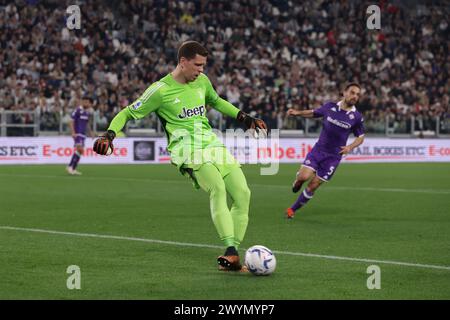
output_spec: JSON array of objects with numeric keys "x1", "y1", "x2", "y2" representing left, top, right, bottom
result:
[{"x1": 244, "y1": 245, "x2": 276, "y2": 276}]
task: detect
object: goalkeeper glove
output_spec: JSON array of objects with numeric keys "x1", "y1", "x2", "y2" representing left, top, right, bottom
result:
[
  {"x1": 237, "y1": 111, "x2": 268, "y2": 137},
  {"x1": 93, "y1": 130, "x2": 115, "y2": 155}
]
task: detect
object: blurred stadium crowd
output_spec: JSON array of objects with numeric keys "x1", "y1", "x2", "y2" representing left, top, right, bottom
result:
[{"x1": 0, "y1": 0, "x2": 448, "y2": 135}]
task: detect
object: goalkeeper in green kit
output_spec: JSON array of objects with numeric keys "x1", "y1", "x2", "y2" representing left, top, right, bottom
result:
[{"x1": 93, "y1": 41, "x2": 267, "y2": 272}]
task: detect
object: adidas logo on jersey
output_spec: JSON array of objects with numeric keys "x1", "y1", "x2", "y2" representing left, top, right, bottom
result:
[
  {"x1": 178, "y1": 106, "x2": 206, "y2": 119},
  {"x1": 174, "y1": 98, "x2": 181, "y2": 104}
]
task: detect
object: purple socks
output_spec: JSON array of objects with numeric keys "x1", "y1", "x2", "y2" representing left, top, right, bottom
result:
[
  {"x1": 291, "y1": 189, "x2": 314, "y2": 211},
  {"x1": 69, "y1": 151, "x2": 81, "y2": 169}
]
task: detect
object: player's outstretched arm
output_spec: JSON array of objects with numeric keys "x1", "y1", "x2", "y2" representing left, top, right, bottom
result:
[
  {"x1": 286, "y1": 109, "x2": 314, "y2": 118},
  {"x1": 93, "y1": 81, "x2": 164, "y2": 156},
  {"x1": 93, "y1": 108, "x2": 133, "y2": 155},
  {"x1": 211, "y1": 96, "x2": 268, "y2": 134},
  {"x1": 108, "y1": 107, "x2": 134, "y2": 135},
  {"x1": 204, "y1": 74, "x2": 267, "y2": 134}
]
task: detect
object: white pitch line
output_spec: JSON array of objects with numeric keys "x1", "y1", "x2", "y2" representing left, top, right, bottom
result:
[
  {"x1": 1, "y1": 173, "x2": 450, "y2": 195},
  {"x1": 0, "y1": 226, "x2": 222, "y2": 249},
  {"x1": 1, "y1": 226, "x2": 449, "y2": 271}
]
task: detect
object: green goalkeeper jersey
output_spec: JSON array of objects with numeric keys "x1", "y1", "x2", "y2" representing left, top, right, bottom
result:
[{"x1": 108, "y1": 73, "x2": 241, "y2": 167}]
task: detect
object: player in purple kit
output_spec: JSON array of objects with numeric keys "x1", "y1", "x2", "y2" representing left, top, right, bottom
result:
[
  {"x1": 66, "y1": 96, "x2": 93, "y2": 175},
  {"x1": 285, "y1": 83, "x2": 365, "y2": 219}
]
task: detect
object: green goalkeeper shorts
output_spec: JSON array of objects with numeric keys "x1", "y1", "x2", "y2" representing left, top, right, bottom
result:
[{"x1": 171, "y1": 146, "x2": 241, "y2": 189}]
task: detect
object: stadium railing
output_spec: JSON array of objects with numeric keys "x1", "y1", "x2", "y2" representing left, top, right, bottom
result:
[
  {"x1": 0, "y1": 109, "x2": 448, "y2": 138},
  {"x1": 0, "y1": 109, "x2": 40, "y2": 137}
]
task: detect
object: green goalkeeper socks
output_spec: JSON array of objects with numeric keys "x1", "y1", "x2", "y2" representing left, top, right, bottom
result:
[
  {"x1": 194, "y1": 164, "x2": 250, "y2": 250},
  {"x1": 223, "y1": 167, "x2": 251, "y2": 249}
]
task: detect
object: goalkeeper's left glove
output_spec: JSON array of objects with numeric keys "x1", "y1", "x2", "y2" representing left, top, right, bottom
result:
[
  {"x1": 93, "y1": 130, "x2": 115, "y2": 155},
  {"x1": 237, "y1": 111, "x2": 268, "y2": 137}
]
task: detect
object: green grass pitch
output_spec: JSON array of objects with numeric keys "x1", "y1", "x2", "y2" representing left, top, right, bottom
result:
[{"x1": 0, "y1": 163, "x2": 449, "y2": 299}]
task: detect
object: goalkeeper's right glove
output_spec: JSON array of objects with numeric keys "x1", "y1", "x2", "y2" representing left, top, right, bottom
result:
[{"x1": 93, "y1": 130, "x2": 115, "y2": 155}]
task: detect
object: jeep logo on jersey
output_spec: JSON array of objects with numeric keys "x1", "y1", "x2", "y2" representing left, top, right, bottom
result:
[{"x1": 178, "y1": 106, "x2": 206, "y2": 119}]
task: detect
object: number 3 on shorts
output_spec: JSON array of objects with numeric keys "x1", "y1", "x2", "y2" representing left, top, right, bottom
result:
[{"x1": 327, "y1": 166, "x2": 335, "y2": 175}]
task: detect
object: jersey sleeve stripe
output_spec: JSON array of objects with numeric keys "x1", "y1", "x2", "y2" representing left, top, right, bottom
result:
[{"x1": 141, "y1": 82, "x2": 165, "y2": 103}]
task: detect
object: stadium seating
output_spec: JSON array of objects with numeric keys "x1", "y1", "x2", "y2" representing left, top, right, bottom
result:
[{"x1": 0, "y1": 0, "x2": 448, "y2": 135}]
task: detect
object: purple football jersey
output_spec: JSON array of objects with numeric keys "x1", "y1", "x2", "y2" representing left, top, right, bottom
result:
[
  {"x1": 71, "y1": 106, "x2": 89, "y2": 137},
  {"x1": 312, "y1": 101, "x2": 365, "y2": 154}
]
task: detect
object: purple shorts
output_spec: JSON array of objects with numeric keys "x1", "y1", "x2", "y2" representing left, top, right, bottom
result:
[
  {"x1": 302, "y1": 147, "x2": 342, "y2": 182},
  {"x1": 74, "y1": 135, "x2": 86, "y2": 147}
]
